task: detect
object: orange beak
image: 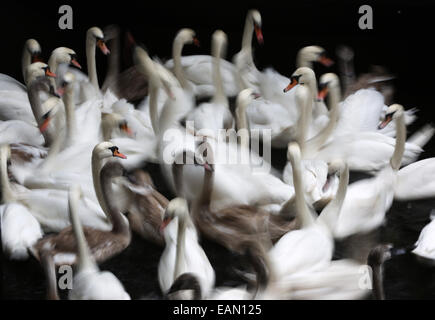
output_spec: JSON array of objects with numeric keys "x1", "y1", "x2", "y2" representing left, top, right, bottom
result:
[
  {"x1": 113, "y1": 149, "x2": 127, "y2": 159},
  {"x1": 120, "y1": 123, "x2": 134, "y2": 137},
  {"x1": 283, "y1": 78, "x2": 298, "y2": 93},
  {"x1": 45, "y1": 68, "x2": 56, "y2": 78},
  {"x1": 378, "y1": 115, "x2": 393, "y2": 130},
  {"x1": 97, "y1": 39, "x2": 110, "y2": 55},
  {"x1": 254, "y1": 25, "x2": 264, "y2": 44},
  {"x1": 71, "y1": 59, "x2": 82, "y2": 69},
  {"x1": 40, "y1": 117, "x2": 51, "y2": 133},
  {"x1": 318, "y1": 55, "x2": 334, "y2": 67},
  {"x1": 317, "y1": 87, "x2": 329, "y2": 100},
  {"x1": 193, "y1": 37, "x2": 200, "y2": 47}
]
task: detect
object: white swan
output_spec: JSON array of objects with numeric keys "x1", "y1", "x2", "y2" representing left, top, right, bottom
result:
[
  {"x1": 186, "y1": 30, "x2": 234, "y2": 137},
  {"x1": 0, "y1": 145, "x2": 43, "y2": 260},
  {"x1": 412, "y1": 210, "x2": 435, "y2": 261},
  {"x1": 0, "y1": 39, "x2": 41, "y2": 93},
  {"x1": 394, "y1": 157, "x2": 435, "y2": 200},
  {"x1": 67, "y1": 185, "x2": 130, "y2": 300},
  {"x1": 326, "y1": 104, "x2": 406, "y2": 239},
  {"x1": 158, "y1": 197, "x2": 215, "y2": 299},
  {"x1": 268, "y1": 144, "x2": 347, "y2": 280}
]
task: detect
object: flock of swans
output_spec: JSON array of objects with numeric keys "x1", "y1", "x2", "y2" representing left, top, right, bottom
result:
[{"x1": 1, "y1": 9, "x2": 435, "y2": 300}]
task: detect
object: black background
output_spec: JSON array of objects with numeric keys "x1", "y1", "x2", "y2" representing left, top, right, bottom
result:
[{"x1": 2, "y1": 0, "x2": 435, "y2": 152}]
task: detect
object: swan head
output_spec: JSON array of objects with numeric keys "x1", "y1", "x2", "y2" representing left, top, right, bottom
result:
[
  {"x1": 101, "y1": 113, "x2": 133, "y2": 138},
  {"x1": 39, "y1": 97, "x2": 63, "y2": 132},
  {"x1": 318, "y1": 73, "x2": 340, "y2": 100},
  {"x1": 283, "y1": 67, "x2": 316, "y2": 93},
  {"x1": 25, "y1": 39, "x2": 42, "y2": 61},
  {"x1": 56, "y1": 72, "x2": 76, "y2": 96},
  {"x1": 93, "y1": 141, "x2": 127, "y2": 161},
  {"x1": 50, "y1": 47, "x2": 82, "y2": 69},
  {"x1": 160, "y1": 197, "x2": 189, "y2": 233},
  {"x1": 87, "y1": 26, "x2": 110, "y2": 55},
  {"x1": 175, "y1": 28, "x2": 199, "y2": 47},
  {"x1": 25, "y1": 62, "x2": 57, "y2": 84},
  {"x1": 212, "y1": 30, "x2": 228, "y2": 58},
  {"x1": 286, "y1": 142, "x2": 301, "y2": 164},
  {"x1": 297, "y1": 45, "x2": 334, "y2": 68},
  {"x1": 248, "y1": 9, "x2": 263, "y2": 43},
  {"x1": 236, "y1": 88, "x2": 255, "y2": 109},
  {"x1": 378, "y1": 104, "x2": 404, "y2": 129}
]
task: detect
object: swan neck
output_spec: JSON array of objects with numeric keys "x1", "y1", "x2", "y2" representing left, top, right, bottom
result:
[
  {"x1": 149, "y1": 77, "x2": 161, "y2": 135},
  {"x1": 319, "y1": 164, "x2": 349, "y2": 231},
  {"x1": 68, "y1": 188, "x2": 96, "y2": 271},
  {"x1": 297, "y1": 85, "x2": 313, "y2": 155},
  {"x1": 173, "y1": 39, "x2": 188, "y2": 89},
  {"x1": 64, "y1": 86, "x2": 77, "y2": 146},
  {"x1": 100, "y1": 170, "x2": 129, "y2": 234},
  {"x1": 0, "y1": 146, "x2": 15, "y2": 203},
  {"x1": 305, "y1": 85, "x2": 340, "y2": 154},
  {"x1": 92, "y1": 153, "x2": 111, "y2": 221},
  {"x1": 235, "y1": 99, "x2": 250, "y2": 149},
  {"x1": 199, "y1": 167, "x2": 214, "y2": 208},
  {"x1": 390, "y1": 113, "x2": 406, "y2": 171},
  {"x1": 290, "y1": 153, "x2": 315, "y2": 228},
  {"x1": 174, "y1": 215, "x2": 187, "y2": 281},
  {"x1": 22, "y1": 49, "x2": 31, "y2": 82},
  {"x1": 87, "y1": 36, "x2": 99, "y2": 90},
  {"x1": 212, "y1": 42, "x2": 227, "y2": 105},
  {"x1": 241, "y1": 14, "x2": 254, "y2": 57}
]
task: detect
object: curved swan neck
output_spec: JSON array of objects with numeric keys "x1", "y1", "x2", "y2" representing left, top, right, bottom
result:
[
  {"x1": 173, "y1": 38, "x2": 189, "y2": 90},
  {"x1": 241, "y1": 13, "x2": 254, "y2": 59},
  {"x1": 296, "y1": 85, "x2": 313, "y2": 155},
  {"x1": 64, "y1": 85, "x2": 77, "y2": 146},
  {"x1": 305, "y1": 85, "x2": 340, "y2": 154},
  {"x1": 86, "y1": 34, "x2": 99, "y2": 90},
  {"x1": 290, "y1": 150, "x2": 315, "y2": 228},
  {"x1": 0, "y1": 146, "x2": 15, "y2": 203},
  {"x1": 390, "y1": 112, "x2": 406, "y2": 171},
  {"x1": 100, "y1": 168, "x2": 129, "y2": 234},
  {"x1": 212, "y1": 39, "x2": 228, "y2": 106},
  {"x1": 68, "y1": 187, "x2": 97, "y2": 271},
  {"x1": 199, "y1": 166, "x2": 214, "y2": 208},
  {"x1": 149, "y1": 76, "x2": 161, "y2": 135},
  {"x1": 174, "y1": 214, "x2": 187, "y2": 281},
  {"x1": 92, "y1": 153, "x2": 111, "y2": 221},
  {"x1": 319, "y1": 164, "x2": 349, "y2": 231},
  {"x1": 235, "y1": 97, "x2": 250, "y2": 149}
]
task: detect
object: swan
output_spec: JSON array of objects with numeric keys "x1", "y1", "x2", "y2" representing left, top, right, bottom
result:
[
  {"x1": 412, "y1": 210, "x2": 435, "y2": 261},
  {"x1": 186, "y1": 30, "x2": 234, "y2": 137},
  {"x1": 178, "y1": 145, "x2": 296, "y2": 293},
  {"x1": 267, "y1": 144, "x2": 348, "y2": 285},
  {"x1": 57, "y1": 27, "x2": 109, "y2": 103},
  {"x1": 119, "y1": 168, "x2": 167, "y2": 246},
  {"x1": 282, "y1": 71, "x2": 341, "y2": 207},
  {"x1": 245, "y1": 46, "x2": 334, "y2": 147},
  {"x1": 0, "y1": 39, "x2": 41, "y2": 93},
  {"x1": 0, "y1": 145, "x2": 43, "y2": 260},
  {"x1": 48, "y1": 47, "x2": 81, "y2": 90},
  {"x1": 0, "y1": 64, "x2": 57, "y2": 125},
  {"x1": 9, "y1": 142, "x2": 127, "y2": 232},
  {"x1": 158, "y1": 197, "x2": 215, "y2": 299},
  {"x1": 232, "y1": 9, "x2": 263, "y2": 92},
  {"x1": 325, "y1": 104, "x2": 406, "y2": 240},
  {"x1": 68, "y1": 184, "x2": 130, "y2": 300},
  {"x1": 393, "y1": 158, "x2": 435, "y2": 200},
  {"x1": 31, "y1": 161, "x2": 131, "y2": 299}
]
